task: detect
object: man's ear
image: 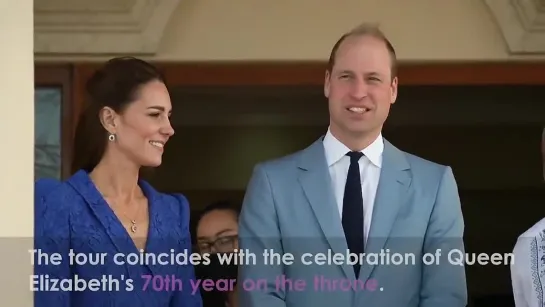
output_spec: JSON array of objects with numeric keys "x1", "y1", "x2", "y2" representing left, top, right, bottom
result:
[
  {"x1": 99, "y1": 106, "x2": 118, "y2": 134},
  {"x1": 324, "y1": 70, "x2": 331, "y2": 98},
  {"x1": 390, "y1": 76, "x2": 398, "y2": 104}
]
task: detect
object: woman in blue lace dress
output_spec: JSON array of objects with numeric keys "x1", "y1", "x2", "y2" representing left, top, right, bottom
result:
[{"x1": 34, "y1": 57, "x2": 202, "y2": 307}]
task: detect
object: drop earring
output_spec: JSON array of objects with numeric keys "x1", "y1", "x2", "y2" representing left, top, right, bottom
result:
[{"x1": 108, "y1": 133, "x2": 116, "y2": 142}]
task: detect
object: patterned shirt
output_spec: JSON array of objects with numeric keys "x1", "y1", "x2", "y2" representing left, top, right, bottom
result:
[{"x1": 511, "y1": 217, "x2": 545, "y2": 307}]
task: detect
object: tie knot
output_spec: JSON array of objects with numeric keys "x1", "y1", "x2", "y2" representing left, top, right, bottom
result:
[{"x1": 346, "y1": 151, "x2": 364, "y2": 163}]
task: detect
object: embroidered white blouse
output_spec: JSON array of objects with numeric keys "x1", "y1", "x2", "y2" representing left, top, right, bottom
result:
[{"x1": 511, "y1": 217, "x2": 545, "y2": 307}]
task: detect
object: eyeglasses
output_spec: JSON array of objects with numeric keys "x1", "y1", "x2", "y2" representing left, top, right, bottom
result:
[{"x1": 198, "y1": 234, "x2": 238, "y2": 253}]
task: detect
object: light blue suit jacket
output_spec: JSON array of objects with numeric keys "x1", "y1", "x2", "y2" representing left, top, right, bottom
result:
[{"x1": 238, "y1": 137, "x2": 467, "y2": 307}]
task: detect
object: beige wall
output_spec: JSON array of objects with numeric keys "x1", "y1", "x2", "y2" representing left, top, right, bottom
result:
[
  {"x1": 34, "y1": 0, "x2": 545, "y2": 61},
  {"x1": 0, "y1": 0, "x2": 34, "y2": 306},
  {"x1": 155, "y1": 0, "x2": 529, "y2": 61}
]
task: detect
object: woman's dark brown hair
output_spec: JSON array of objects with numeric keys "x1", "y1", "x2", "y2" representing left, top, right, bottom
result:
[{"x1": 71, "y1": 57, "x2": 166, "y2": 174}]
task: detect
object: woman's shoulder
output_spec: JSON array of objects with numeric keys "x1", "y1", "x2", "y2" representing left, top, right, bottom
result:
[
  {"x1": 34, "y1": 178, "x2": 76, "y2": 235},
  {"x1": 156, "y1": 191, "x2": 191, "y2": 216},
  {"x1": 35, "y1": 178, "x2": 66, "y2": 201},
  {"x1": 141, "y1": 180, "x2": 189, "y2": 206},
  {"x1": 35, "y1": 177, "x2": 61, "y2": 190},
  {"x1": 140, "y1": 180, "x2": 191, "y2": 221},
  {"x1": 35, "y1": 174, "x2": 85, "y2": 209},
  {"x1": 164, "y1": 192, "x2": 190, "y2": 208}
]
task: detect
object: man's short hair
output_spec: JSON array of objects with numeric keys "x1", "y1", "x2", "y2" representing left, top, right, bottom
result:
[{"x1": 327, "y1": 23, "x2": 397, "y2": 78}]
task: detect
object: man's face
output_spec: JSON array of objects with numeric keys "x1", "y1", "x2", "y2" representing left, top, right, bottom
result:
[
  {"x1": 196, "y1": 209, "x2": 239, "y2": 254},
  {"x1": 324, "y1": 35, "x2": 398, "y2": 138}
]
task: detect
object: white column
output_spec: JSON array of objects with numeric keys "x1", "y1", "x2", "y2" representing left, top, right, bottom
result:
[{"x1": 0, "y1": 0, "x2": 34, "y2": 306}]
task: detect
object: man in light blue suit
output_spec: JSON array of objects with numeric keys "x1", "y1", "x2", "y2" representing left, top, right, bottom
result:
[{"x1": 238, "y1": 23, "x2": 467, "y2": 307}]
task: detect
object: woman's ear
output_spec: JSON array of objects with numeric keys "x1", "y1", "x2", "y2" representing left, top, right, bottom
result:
[{"x1": 99, "y1": 106, "x2": 117, "y2": 134}]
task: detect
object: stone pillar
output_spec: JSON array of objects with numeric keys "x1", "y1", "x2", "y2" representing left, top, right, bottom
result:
[{"x1": 0, "y1": 0, "x2": 34, "y2": 306}]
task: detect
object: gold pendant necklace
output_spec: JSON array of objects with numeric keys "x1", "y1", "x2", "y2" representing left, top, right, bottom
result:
[
  {"x1": 99, "y1": 186, "x2": 144, "y2": 235},
  {"x1": 127, "y1": 202, "x2": 142, "y2": 233},
  {"x1": 130, "y1": 220, "x2": 137, "y2": 233},
  {"x1": 117, "y1": 201, "x2": 143, "y2": 234}
]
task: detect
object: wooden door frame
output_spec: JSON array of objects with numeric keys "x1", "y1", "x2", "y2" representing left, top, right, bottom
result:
[
  {"x1": 73, "y1": 61, "x2": 545, "y2": 86},
  {"x1": 61, "y1": 61, "x2": 545, "y2": 176},
  {"x1": 72, "y1": 61, "x2": 545, "y2": 122},
  {"x1": 156, "y1": 62, "x2": 545, "y2": 85}
]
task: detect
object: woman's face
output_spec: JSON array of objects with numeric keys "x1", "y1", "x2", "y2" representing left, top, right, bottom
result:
[
  {"x1": 104, "y1": 79, "x2": 175, "y2": 167},
  {"x1": 197, "y1": 209, "x2": 239, "y2": 254}
]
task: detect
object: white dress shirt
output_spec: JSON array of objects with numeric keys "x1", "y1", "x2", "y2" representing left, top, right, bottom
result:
[
  {"x1": 511, "y1": 217, "x2": 545, "y2": 307},
  {"x1": 322, "y1": 128, "x2": 383, "y2": 244}
]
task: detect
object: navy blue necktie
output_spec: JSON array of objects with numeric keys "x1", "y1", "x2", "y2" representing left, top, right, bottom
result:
[{"x1": 342, "y1": 151, "x2": 364, "y2": 278}]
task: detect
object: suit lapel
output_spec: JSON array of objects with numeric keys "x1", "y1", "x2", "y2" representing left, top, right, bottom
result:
[
  {"x1": 358, "y1": 140, "x2": 411, "y2": 282},
  {"x1": 297, "y1": 138, "x2": 354, "y2": 279},
  {"x1": 67, "y1": 170, "x2": 137, "y2": 255},
  {"x1": 67, "y1": 171, "x2": 170, "y2": 274},
  {"x1": 138, "y1": 180, "x2": 169, "y2": 276},
  {"x1": 66, "y1": 171, "x2": 159, "y2": 303}
]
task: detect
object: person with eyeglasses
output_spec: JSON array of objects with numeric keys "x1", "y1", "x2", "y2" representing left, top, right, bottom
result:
[{"x1": 195, "y1": 201, "x2": 240, "y2": 307}]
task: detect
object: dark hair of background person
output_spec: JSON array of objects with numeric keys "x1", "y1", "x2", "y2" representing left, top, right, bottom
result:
[
  {"x1": 190, "y1": 200, "x2": 241, "y2": 243},
  {"x1": 199, "y1": 200, "x2": 240, "y2": 222},
  {"x1": 71, "y1": 57, "x2": 166, "y2": 174}
]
